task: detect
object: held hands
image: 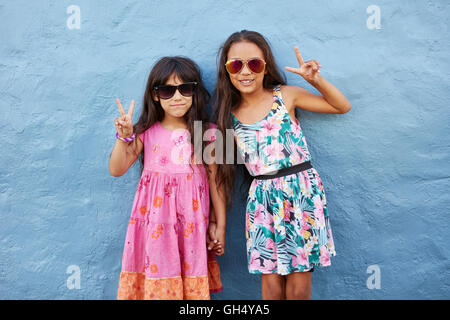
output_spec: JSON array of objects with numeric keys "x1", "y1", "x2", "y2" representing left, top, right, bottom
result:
[
  {"x1": 207, "y1": 221, "x2": 225, "y2": 256},
  {"x1": 285, "y1": 46, "x2": 322, "y2": 84},
  {"x1": 115, "y1": 98, "x2": 135, "y2": 139}
]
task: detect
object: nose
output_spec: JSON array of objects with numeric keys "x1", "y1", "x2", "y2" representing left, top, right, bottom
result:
[
  {"x1": 172, "y1": 87, "x2": 183, "y2": 100},
  {"x1": 240, "y1": 62, "x2": 252, "y2": 75}
]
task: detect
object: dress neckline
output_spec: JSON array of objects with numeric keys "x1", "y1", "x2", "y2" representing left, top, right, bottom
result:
[
  {"x1": 157, "y1": 121, "x2": 188, "y2": 132},
  {"x1": 232, "y1": 85, "x2": 280, "y2": 126}
]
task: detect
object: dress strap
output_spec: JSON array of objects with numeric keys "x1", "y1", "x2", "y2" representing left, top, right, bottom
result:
[
  {"x1": 273, "y1": 84, "x2": 281, "y2": 97},
  {"x1": 272, "y1": 84, "x2": 295, "y2": 123}
]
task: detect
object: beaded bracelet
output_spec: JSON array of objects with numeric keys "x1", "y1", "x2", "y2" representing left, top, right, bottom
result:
[{"x1": 116, "y1": 132, "x2": 136, "y2": 143}]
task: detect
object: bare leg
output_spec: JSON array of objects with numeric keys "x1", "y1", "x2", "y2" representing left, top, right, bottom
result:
[
  {"x1": 261, "y1": 274, "x2": 286, "y2": 300},
  {"x1": 285, "y1": 271, "x2": 312, "y2": 300}
]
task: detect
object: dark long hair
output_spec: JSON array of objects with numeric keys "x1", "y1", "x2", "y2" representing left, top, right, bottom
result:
[
  {"x1": 212, "y1": 30, "x2": 286, "y2": 208},
  {"x1": 130, "y1": 56, "x2": 211, "y2": 175}
]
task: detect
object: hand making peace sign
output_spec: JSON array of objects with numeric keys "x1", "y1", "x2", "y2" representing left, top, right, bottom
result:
[
  {"x1": 114, "y1": 98, "x2": 135, "y2": 139},
  {"x1": 285, "y1": 46, "x2": 322, "y2": 84}
]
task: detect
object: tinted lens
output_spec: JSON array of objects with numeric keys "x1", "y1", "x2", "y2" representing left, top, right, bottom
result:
[
  {"x1": 157, "y1": 86, "x2": 176, "y2": 99},
  {"x1": 226, "y1": 60, "x2": 243, "y2": 74},
  {"x1": 178, "y1": 83, "x2": 195, "y2": 97},
  {"x1": 248, "y1": 59, "x2": 265, "y2": 73}
]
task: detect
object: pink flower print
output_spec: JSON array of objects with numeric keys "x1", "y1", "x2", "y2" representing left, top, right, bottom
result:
[
  {"x1": 250, "y1": 251, "x2": 260, "y2": 266},
  {"x1": 262, "y1": 259, "x2": 277, "y2": 272},
  {"x1": 255, "y1": 129, "x2": 265, "y2": 143},
  {"x1": 138, "y1": 173, "x2": 151, "y2": 190},
  {"x1": 171, "y1": 130, "x2": 190, "y2": 146},
  {"x1": 294, "y1": 145, "x2": 307, "y2": 161},
  {"x1": 159, "y1": 156, "x2": 169, "y2": 166},
  {"x1": 292, "y1": 247, "x2": 309, "y2": 268},
  {"x1": 198, "y1": 184, "x2": 205, "y2": 200},
  {"x1": 283, "y1": 200, "x2": 292, "y2": 214},
  {"x1": 273, "y1": 176, "x2": 283, "y2": 189},
  {"x1": 259, "y1": 117, "x2": 281, "y2": 138},
  {"x1": 266, "y1": 140, "x2": 285, "y2": 162},
  {"x1": 255, "y1": 203, "x2": 265, "y2": 215},
  {"x1": 265, "y1": 238, "x2": 275, "y2": 250},
  {"x1": 177, "y1": 212, "x2": 186, "y2": 225},
  {"x1": 319, "y1": 245, "x2": 331, "y2": 266},
  {"x1": 174, "y1": 135, "x2": 184, "y2": 146},
  {"x1": 267, "y1": 220, "x2": 275, "y2": 234},
  {"x1": 291, "y1": 119, "x2": 301, "y2": 136},
  {"x1": 248, "y1": 158, "x2": 266, "y2": 176},
  {"x1": 283, "y1": 200, "x2": 292, "y2": 223},
  {"x1": 302, "y1": 212, "x2": 311, "y2": 229},
  {"x1": 313, "y1": 197, "x2": 325, "y2": 224},
  {"x1": 253, "y1": 211, "x2": 265, "y2": 225},
  {"x1": 164, "y1": 183, "x2": 172, "y2": 197}
]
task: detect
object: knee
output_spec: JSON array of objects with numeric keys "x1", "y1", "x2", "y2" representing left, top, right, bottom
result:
[
  {"x1": 286, "y1": 284, "x2": 311, "y2": 300},
  {"x1": 261, "y1": 277, "x2": 284, "y2": 300}
]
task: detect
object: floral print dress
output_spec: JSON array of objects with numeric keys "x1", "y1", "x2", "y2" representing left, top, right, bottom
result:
[
  {"x1": 117, "y1": 122, "x2": 222, "y2": 300},
  {"x1": 232, "y1": 85, "x2": 336, "y2": 275}
]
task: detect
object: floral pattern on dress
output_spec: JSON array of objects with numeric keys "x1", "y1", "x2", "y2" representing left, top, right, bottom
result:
[
  {"x1": 232, "y1": 85, "x2": 336, "y2": 275},
  {"x1": 117, "y1": 122, "x2": 222, "y2": 300},
  {"x1": 233, "y1": 85, "x2": 311, "y2": 177}
]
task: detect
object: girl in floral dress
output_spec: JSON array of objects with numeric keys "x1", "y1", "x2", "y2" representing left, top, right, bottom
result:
[
  {"x1": 213, "y1": 30, "x2": 351, "y2": 300},
  {"x1": 109, "y1": 56, "x2": 226, "y2": 300}
]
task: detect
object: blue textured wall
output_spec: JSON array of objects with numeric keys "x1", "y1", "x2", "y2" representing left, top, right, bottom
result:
[{"x1": 1, "y1": 0, "x2": 449, "y2": 299}]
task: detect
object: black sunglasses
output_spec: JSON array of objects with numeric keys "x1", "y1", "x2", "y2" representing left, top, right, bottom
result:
[{"x1": 154, "y1": 82, "x2": 197, "y2": 99}]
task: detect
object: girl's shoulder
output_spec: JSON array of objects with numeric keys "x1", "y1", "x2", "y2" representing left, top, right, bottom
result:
[
  {"x1": 279, "y1": 84, "x2": 304, "y2": 99},
  {"x1": 137, "y1": 122, "x2": 160, "y2": 143},
  {"x1": 279, "y1": 85, "x2": 308, "y2": 111}
]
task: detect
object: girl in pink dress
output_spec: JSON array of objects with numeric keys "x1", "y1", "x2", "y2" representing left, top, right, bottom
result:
[{"x1": 109, "y1": 56, "x2": 226, "y2": 300}]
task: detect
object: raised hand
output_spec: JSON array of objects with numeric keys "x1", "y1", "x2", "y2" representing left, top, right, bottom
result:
[
  {"x1": 285, "y1": 46, "x2": 322, "y2": 84},
  {"x1": 114, "y1": 98, "x2": 135, "y2": 138}
]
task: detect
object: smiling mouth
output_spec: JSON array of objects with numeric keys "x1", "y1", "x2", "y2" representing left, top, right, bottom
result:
[{"x1": 239, "y1": 79, "x2": 254, "y2": 85}]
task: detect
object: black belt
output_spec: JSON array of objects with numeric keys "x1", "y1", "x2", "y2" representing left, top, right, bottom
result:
[{"x1": 253, "y1": 161, "x2": 313, "y2": 180}]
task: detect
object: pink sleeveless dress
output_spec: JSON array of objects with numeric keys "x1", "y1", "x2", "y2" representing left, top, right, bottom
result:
[{"x1": 117, "y1": 121, "x2": 222, "y2": 300}]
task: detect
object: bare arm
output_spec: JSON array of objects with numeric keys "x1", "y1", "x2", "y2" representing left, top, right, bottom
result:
[
  {"x1": 109, "y1": 137, "x2": 143, "y2": 177},
  {"x1": 285, "y1": 46, "x2": 351, "y2": 114},
  {"x1": 208, "y1": 162, "x2": 226, "y2": 231},
  {"x1": 207, "y1": 161, "x2": 227, "y2": 255}
]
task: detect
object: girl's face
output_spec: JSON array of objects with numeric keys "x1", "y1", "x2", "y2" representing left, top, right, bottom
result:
[
  {"x1": 226, "y1": 41, "x2": 267, "y2": 95},
  {"x1": 154, "y1": 73, "x2": 193, "y2": 120}
]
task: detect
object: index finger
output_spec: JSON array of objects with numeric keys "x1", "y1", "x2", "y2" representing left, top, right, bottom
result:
[
  {"x1": 294, "y1": 46, "x2": 304, "y2": 66},
  {"x1": 116, "y1": 98, "x2": 125, "y2": 116},
  {"x1": 127, "y1": 100, "x2": 135, "y2": 117}
]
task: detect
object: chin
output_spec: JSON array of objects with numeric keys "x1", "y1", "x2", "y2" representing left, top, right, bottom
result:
[
  {"x1": 170, "y1": 110, "x2": 189, "y2": 118},
  {"x1": 237, "y1": 84, "x2": 258, "y2": 94}
]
